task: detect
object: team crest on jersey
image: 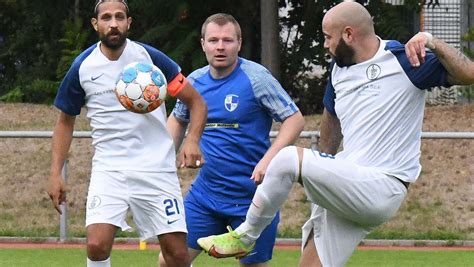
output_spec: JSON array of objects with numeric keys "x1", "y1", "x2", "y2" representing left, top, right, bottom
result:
[
  {"x1": 366, "y1": 64, "x2": 381, "y2": 80},
  {"x1": 224, "y1": 94, "x2": 239, "y2": 112},
  {"x1": 88, "y1": 196, "x2": 101, "y2": 209}
]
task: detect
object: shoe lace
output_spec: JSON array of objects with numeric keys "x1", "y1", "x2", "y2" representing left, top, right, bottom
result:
[{"x1": 226, "y1": 226, "x2": 244, "y2": 239}]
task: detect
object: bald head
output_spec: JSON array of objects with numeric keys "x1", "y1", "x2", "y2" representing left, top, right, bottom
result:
[
  {"x1": 322, "y1": 1, "x2": 380, "y2": 66},
  {"x1": 323, "y1": 1, "x2": 374, "y2": 38}
]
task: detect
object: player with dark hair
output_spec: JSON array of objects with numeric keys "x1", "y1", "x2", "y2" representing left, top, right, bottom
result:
[
  {"x1": 197, "y1": 2, "x2": 474, "y2": 266},
  {"x1": 160, "y1": 13, "x2": 304, "y2": 267},
  {"x1": 47, "y1": 1, "x2": 207, "y2": 266}
]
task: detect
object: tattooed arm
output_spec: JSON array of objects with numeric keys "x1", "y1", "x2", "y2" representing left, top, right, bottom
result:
[
  {"x1": 319, "y1": 108, "x2": 343, "y2": 155},
  {"x1": 405, "y1": 32, "x2": 474, "y2": 85}
]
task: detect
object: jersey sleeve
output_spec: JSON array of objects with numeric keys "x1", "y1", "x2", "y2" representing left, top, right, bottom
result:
[
  {"x1": 171, "y1": 68, "x2": 208, "y2": 122},
  {"x1": 385, "y1": 40, "x2": 451, "y2": 89},
  {"x1": 323, "y1": 81, "x2": 336, "y2": 117},
  {"x1": 242, "y1": 61, "x2": 299, "y2": 122},
  {"x1": 323, "y1": 61, "x2": 337, "y2": 117},
  {"x1": 171, "y1": 98, "x2": 190, "y2": 122},
  {"x1": 139, "y1": 42, "x2": 187, "y2": 97},
  {"x1": 54, "y1": 56, "x2": 87, "y2": 116}
]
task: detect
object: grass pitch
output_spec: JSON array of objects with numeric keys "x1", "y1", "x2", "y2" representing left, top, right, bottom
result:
[{"x1": 0, "y1": 247, "x2": 472, "y2": 266}]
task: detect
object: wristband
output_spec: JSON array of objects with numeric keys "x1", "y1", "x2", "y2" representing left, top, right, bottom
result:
[{"x1": 420, "y1": 32, "x2": 436, "y2": 50}]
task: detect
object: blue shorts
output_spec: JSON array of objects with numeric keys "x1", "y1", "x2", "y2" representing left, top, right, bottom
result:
[{"x1": 185, "y1": 188, "x2": 280, "y2": 265}]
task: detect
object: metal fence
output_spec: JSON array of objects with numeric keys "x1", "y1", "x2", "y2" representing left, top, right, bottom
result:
[
  {"x1": 420, "y1": 0, "x2": 471, "y2": 104},
  {"x1": 1, "y1": 130, "x2": 473, "y2": 241},
  {"x1": 386, "y1": 0, "x2": 473, "y2": 104},
  {"x1": 421, "y1": 0, "x2": 463, "y2": 48}
]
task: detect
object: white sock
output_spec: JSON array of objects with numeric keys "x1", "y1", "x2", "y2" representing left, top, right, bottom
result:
[
  {"x1": 236, "y1": 146, "x2": 299, "y2": 245},
  {"x1": 87, "y1": 257, "x2": 111, "y2": 267}
]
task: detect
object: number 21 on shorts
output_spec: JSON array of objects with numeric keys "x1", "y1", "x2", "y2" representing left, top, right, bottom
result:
[{"x1": 163, "y1": 198, "x2": 181, "y2": 216}]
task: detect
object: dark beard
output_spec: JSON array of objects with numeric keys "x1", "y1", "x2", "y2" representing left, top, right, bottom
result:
[
  {"x1": 332, "y1": 38, "x2": 355, "y2": 67},
  {"x1": 99, "y1": 30, "x2": 127, "y2": 50}
]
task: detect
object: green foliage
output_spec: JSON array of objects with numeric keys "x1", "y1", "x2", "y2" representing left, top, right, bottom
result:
[
  {"x1": 56, "y1": 19, "x2": 90, "y2": 80},
  {"x1": 0, "y1": 80, "x2": 59, "y2": 104},
  {"x1": 0, "y1": 0, "x2": 93, "y2": 102},
  {"x1": 458, "y1": 85, "x2": 473, "y2": 103},
  {"x1": 0, "y1": 86, "x2": 23, "y2": 103},
  {"x1": 461, "y1": 27, "x2": 474, "y2": 59},
  {"x1": 279, "y1": 0, "x2": 422, "y2": 114},
  {"x1": 128, "y1": 0, "x2": 260, "y2": 75},
  {"x1": 126, "y1": 1, "x2": 206, "y2": 74},
  {"x1": 22, "y1": 79, "x2": 60, "y2": 104},
  {"x1": 366, "y1": 2, "x2": 416, "y2": 43},
  {"x1": 279, "y1": 0, "x2": 337, "y2": 115},
  {"x1": 458, "y1": 27, "x2": 474, "y2": 102},
  {"x1": 277, "y1": 226, "x2": 302, "y2": 238},
  {"x1": 0, "y1": 0, "x2": 434, "y2": 111}
]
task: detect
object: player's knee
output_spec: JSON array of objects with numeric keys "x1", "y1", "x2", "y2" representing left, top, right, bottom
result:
[
  {"x1": 86, "y1": 240, "x2": 111, "y2": 261},
  {"x1": 268, "y1": 146, "x2": 300, "y2": 183},
  {"x1": 161, "y1": 249, "x2": 190, "y2": 266}
]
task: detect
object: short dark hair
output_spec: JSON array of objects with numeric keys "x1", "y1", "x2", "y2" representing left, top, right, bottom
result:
[
  {"x1": 93, "y1": 0, "x2": 129, "y2": 17},
  {"x1": 201, "y1": 13, "x2": 241, "y2": 40}
]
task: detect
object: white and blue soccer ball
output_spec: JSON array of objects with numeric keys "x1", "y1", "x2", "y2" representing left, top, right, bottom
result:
[{"x1": 115, "y1": 62, "x2": 167, "y2": 113}]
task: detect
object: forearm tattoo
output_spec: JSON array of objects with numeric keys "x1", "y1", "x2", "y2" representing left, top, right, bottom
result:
[{"x1": 433, "y1": 38, "x2": 474, "y2": 85}]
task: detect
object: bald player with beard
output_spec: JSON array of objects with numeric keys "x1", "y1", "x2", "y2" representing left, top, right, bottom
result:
[{"x1": 197, "y1": 2, "x2": 474, "y2": 266}]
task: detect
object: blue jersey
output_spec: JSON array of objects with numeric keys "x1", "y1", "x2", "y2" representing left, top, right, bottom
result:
[
  {"x1": 323, "y1": 39, "x2": 450, "y2": 182},
  {"x1": 173, "y1": 58, "x2": 299, "y2": 204}
]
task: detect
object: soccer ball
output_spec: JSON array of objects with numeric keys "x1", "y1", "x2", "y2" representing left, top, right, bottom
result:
[{"x1": 115, "y1": 62, "x2": 167, "y2": 113}]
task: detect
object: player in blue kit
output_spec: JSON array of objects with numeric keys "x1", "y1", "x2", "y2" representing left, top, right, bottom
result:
[
  {"x1": 160, "y1": 13, "x2": 304, "y2": 267},
  {"x1": 198, "y1": 2, "x2": 474, "y2": 267},
  {"x1": 46, "y1": 1, "x2": 207, "y2": 266}
]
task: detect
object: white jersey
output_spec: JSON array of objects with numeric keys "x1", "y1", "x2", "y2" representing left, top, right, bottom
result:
[
  {"x1": 323, "y1": 38, "x2": 450, "y2": 182},
  {"x1": 55, "y1": 39, "x2": 182, "y2": 172}
]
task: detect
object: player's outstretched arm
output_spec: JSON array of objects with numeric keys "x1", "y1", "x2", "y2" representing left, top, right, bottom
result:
[
  {"x1": 405, "y1": 32, "x2": 474, "y2": 85},
  {"x1": 251, "y1": 111, "x2": 305, "y2": 184},
  {"x1": 47, "y1": 111, "x2": 75, "y2": 214},
  {"x1": 174, "y1": 82, "x2": 207, "y2": 168}
]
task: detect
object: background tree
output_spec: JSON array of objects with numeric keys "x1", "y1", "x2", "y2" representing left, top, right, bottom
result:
[
  {"x1": 0, "y1": 0, "x2": 93, "y2": 103},
  {"x1": 278, "y1": 0, "x2": 423, "y2": 114},
  {"x1": 0, "y1": 0, "x2": 426, "y2": 114},
  {"x1": 129, "y1": 0, "x2": 260, "y2": 75},
  {"x1": 261, "y1": 0, "x2": 281, "y2": 79},
  {"x1": 127, "y1": 0, "x2": 260, "y2": 111}
]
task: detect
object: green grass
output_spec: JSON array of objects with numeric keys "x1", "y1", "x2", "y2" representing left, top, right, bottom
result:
[
  {"x1": 0, "y1": 248, "x2": 472, "y2": 267},
  {"x1": 366, "y1": 230, "x2": 465, "y2": 240},
  {"x1": 347, "y1": 250, "x2": 474, "y2": 266}
]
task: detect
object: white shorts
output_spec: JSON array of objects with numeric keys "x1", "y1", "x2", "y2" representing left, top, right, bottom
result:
[
  {"x1": 86, "y1": 170, "x2": 187, "y2": 241},
  {"x1": 300, "y1": 148, "x2": 407, "y2": 266}
]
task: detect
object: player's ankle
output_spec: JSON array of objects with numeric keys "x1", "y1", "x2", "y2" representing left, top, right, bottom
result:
[
  {"x1": 235, "y1": 224, "x2": 258, "y2": 246},
  {"x1": 239, "y1": 234, "x2": 257, "y2": 246}
]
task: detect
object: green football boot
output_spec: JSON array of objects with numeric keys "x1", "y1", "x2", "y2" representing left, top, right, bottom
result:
[{"x1": 197, "y1": 226, "x2": 255, "y2": 259}]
